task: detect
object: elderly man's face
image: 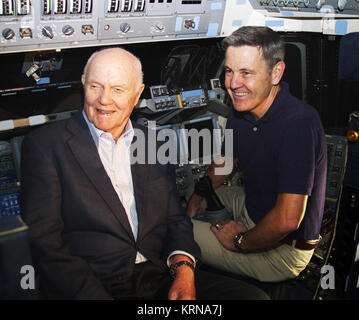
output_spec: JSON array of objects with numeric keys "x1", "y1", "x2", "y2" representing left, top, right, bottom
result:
[{"x1": 83, "y1": 50, "x2": 144, "y2": 141}]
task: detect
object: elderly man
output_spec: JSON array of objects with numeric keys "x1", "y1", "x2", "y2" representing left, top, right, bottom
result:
[{"x1": 21, "y1": 47, "x2": 269, "y2": 300}]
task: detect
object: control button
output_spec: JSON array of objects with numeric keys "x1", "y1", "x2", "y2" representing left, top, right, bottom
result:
[
  {"x1": 42, "y1": 26, "x2": 54, "y2": 39},
  {"x1": 62, "y1": 25, "x2": 75, "y2": 36},
  {"x1": 19, "y1": 27, "x2": 32, "y2": 39},
  {"x1": 338, "y1": 0, "x2": 347, "y2": 10},
  {"x1": 120, "y1": 23, "x2": 131, "y2": 33},
  {"x1": 316, "y1": 0, "x2": 325, "y2": 9},
  {"x1": 82, "y1": 25, "x2": 94, "y2": 35},
  {"x1": 154, "y1": 23, "x2": 164, "y2": 32},
  {"x1": 184, "y1": 19, "x2": 195, "y2": 29},
  {"x1": 2, "y1": 28, "x2": 15, "y2": 40}
]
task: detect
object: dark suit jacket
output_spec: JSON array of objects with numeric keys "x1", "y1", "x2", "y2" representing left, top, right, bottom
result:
[{"x1": 21, "y1": 110, "x2": 201, "y2": 299}]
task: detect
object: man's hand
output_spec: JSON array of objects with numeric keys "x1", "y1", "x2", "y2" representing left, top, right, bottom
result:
[
  {"x1": 168, "y1": 266, "x2": 196, "y2": 300},
  {"x1": 211, "y1": 220, "x2": 248, "y2": 251},
  {"x1": 187, "y1": 193, "x2": 203, "y2": 218},
  {"x1": 168, "y1": 254, "x2": 196, "y2": 300}
]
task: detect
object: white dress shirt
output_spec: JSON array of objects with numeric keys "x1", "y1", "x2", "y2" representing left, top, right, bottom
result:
[{"x1": 83, "y1": 111, "x2": 195, "y2": 266}]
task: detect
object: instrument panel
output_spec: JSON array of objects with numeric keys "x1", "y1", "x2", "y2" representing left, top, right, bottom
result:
[
  {"x1": 251, "y1": 0, "x2": 359, "y2": 16},
  {"x1": 222, "y1": 0, "x2": 359, "y2": 36},
  {"x1": 0, "y1": 0, "x2": 226, "y2": 53},
  {"x1": 2, "y1": 0, "x2": 359, "y2": 54}
]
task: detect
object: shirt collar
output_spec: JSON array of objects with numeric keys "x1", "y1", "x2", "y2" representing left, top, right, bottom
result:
[
  {"x1": 259, "y1": 81, "x2": 288, "y2": 123},
  {"x1": 241, "y1": 81, "x2": 289, "y2": 124},
  {"x1": 82, "y1": 109, "x2": 134, "y2": 148}
]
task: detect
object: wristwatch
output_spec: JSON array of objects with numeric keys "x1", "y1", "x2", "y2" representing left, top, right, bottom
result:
[
  {"x1": 234, "y1": 232, "x2": 246, "y2": 252},
  {"x1": 170, "y1": 260, "x2": 195, "y2": 279}
]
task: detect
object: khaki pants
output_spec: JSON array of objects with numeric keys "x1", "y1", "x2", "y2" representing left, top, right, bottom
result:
[{"x1": 192, "y1": 186, "x2": 314, "y2": 282}]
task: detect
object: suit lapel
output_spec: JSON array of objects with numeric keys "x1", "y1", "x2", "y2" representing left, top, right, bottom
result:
[
  {"x1": 131, "y1": 162, "x2": 149, "y2": 240},
  {"x1": 66, "y1": 111, "x2": 135, "y2": 241},
  {"x1": 130, "y1": 123, "x2": 150, "y2": 240}
]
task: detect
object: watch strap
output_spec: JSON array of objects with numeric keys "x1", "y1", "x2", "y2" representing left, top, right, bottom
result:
[{"x1": 170, "y1": 260, "x2": 195, "y2": 278}]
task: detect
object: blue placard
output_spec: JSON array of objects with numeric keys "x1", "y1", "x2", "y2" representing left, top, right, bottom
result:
[
  {"x1": 281, "y1": 10, "x2": 294, "y2": 16},
  {"x1": 37, "y1": 77, "x2": 50, "y2": 85},
  {"x1": 232, "y1": 20, "x2": 242, "y2": 27},
  {"x1": 211, "y1": 2, "x2": 222, "y2": 10},
  {"x1": 265, "y1": 20, "x2": 285, "y2": 27},
  {"x1": 207, "y1": 23, "x2": 219, "y2": 37},
  {"x1": 335, "y1": 20, "x2": 348, "y2": 35}
]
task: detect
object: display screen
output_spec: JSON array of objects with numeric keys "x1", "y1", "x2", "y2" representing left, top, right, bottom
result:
[
  {"x1": 181, "y1": 89, "x2": 203, "y2": 100},
  {"x1": 183, "y1": 118, "x2": 220, "y2": 163}
]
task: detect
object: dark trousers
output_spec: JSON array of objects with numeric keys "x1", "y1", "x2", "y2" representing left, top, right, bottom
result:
[{"x1": 109, "y1": 261, "x2": 270, "y2": 300}]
